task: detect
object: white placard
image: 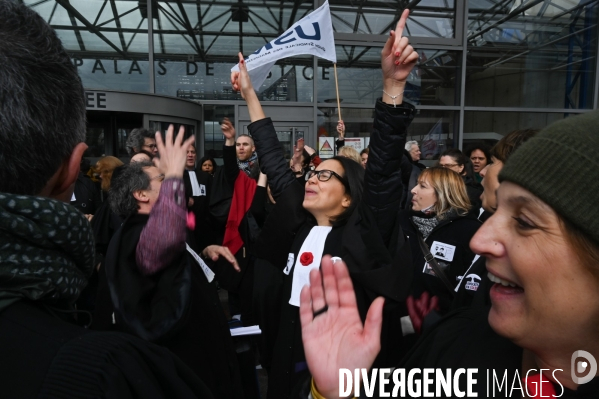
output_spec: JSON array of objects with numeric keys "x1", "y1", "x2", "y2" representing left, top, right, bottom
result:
[{"x1": 343, "y1": 137, "x2": 364, "y2": 152}]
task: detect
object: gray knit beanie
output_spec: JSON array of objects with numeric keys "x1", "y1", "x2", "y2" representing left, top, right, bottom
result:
[{"x1": 499, "y1": 110, "x2": 599, "y2": 244}]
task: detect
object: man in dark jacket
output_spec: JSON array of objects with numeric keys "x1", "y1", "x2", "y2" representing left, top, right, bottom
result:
[{"x1": 0, "y1": 2, "x2": 214, "y2": 397}]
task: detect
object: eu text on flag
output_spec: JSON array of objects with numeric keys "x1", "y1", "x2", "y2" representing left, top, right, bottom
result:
[{"x1": 231, "y1": 0, "x2": 336, "y2": 89}]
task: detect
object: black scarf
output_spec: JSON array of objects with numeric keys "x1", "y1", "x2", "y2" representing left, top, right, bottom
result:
[{"x1": 0, "y1": 193, "x2": 94, "y2": 312}]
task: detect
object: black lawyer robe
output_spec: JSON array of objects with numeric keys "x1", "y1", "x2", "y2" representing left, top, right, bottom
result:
[{"x1": 94, "y1": 213, "x2": 245, "y2": 399}]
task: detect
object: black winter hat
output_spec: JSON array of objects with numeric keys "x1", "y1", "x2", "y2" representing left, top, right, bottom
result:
[{"x1": 499, "y1": 110, "x2": 599, "y2": 244}]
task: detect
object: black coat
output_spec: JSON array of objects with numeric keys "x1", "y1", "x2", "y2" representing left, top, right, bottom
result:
[
  {"x1": 251, "y1": 99, "x2": 416, "y2": 399},
  {"x1": 391, "y1": 306, "x2": 599, "y2": 398},
  {"x1": 70, "y1": 172, "x2": 102, "y2": 215},
  {"x1": 400, "y1": 210, "x2": 481, "y2": 314},
  {"x1": 94, "y1": 214, "x2": 244, "y2": 399},
  {"x1": 0, "y1": 301, "x2": 215, "y2": 398}
]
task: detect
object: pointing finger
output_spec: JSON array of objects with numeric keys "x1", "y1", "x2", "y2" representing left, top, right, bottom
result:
[{"x1": 395, "y1": 9, "x2": 409, "y2": 39}]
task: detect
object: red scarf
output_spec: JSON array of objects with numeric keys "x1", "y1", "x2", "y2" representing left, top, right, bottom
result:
[{"x1": 222, "y1": 170, "x2": 257, "y2": 255}]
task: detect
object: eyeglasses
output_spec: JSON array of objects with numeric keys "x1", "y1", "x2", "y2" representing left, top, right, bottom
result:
[
  {"x1": 305, "y1": 169, "x2": 348, "y2": 187},
  {"x1": 143, "y1": 144, "x2": 158, "y2": 150},
  {"x1": 149, "y1": 174, "x2": 165, "y2": 182},
  {"x1": 439, "y1": 163, "x2": 459, "y2": 168}
]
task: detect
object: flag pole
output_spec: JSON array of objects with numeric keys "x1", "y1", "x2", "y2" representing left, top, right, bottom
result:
[{"x1": 333, "y1": 63, "x2": 342, "y2": 121}]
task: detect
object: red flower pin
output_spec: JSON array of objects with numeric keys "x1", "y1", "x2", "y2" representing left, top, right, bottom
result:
[{"x1": 299, "y1": 252, "x2": 314, "y2": 266}]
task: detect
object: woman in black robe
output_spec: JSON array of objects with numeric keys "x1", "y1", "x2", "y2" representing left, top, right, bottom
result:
[{"x1": 230, "y1": 19, "x2": 419, "y2": 397}]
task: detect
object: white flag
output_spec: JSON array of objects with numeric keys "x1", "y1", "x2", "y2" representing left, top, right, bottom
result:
[{"x1": 231, "y1": 0, "x2": 336, "y2": 89}]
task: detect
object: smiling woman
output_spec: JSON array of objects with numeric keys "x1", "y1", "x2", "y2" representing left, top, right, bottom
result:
[
  {"x1": 232, "y1": 10, "x2": 419, "y2": 397},
  {"x1": 300, "y1": 108, "x2": 599, "y2": 398}
]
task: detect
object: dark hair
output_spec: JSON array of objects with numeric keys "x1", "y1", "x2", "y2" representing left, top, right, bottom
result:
[
  {"x1": 199, "y1": 156, "x2": 216, "y2": 172},
  {"x1": 109, "y1": 161, "x2": 153, "y2": 218},
  {"x1": 440, "y1": 148, "x2": 468, "y2": 168},
  {"x1": 360, "y1": 148, "x2": 370, "y2": 156},
  {"x1": 491, "y1": 129, "x2": 539, "y2": 163},
  {"x1": 440, "y1": 148, "x2": 477, "y2": 180},
  {"x1": 464, "y1": 144, "x2": 491, "y2": 163},
  {"x1": 199, "y1": 156, "x2": 215, "y2": 166},
  {"x1": 126, "y1": 128, "x2": 155, "y2": 156},
  {"x1": 0, "y1": 1, "x2": 86, "y2": 195},
  {"x1": 325, "y1": 156, "x2": 364, "y2": 227}
]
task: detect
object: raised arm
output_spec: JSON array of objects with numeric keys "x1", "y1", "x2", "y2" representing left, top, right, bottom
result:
[
  {"x1": 364, "y1": 9, "x2": 418, "y2": 245},
  {"x1": 136, "y1": 125, "x2": 194, "y2": 275},
  {"x1": 301, "y1": 10, "x2": 418, "y2": 398},
  {"x1": 231, "y1": 52, "x2": 297, "y2": 200},
  {"x1": 221, "y1": 117, "x2": 240, "y2": 188}
]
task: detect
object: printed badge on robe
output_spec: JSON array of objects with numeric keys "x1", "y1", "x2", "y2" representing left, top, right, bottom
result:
[
  {"x1": 423, "y1": 241, "x2": 455, "y2": 278},
  {"x1": 431, "y1": 241, "x2": 455, "y2": 262},
  {"x1": 463, "y1": 273, "x2": 481, "y2": 291}
]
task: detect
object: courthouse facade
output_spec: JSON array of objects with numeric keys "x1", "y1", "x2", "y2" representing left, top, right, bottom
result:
[{"x1": 25, "y1": 0, "x2": 599, "y2": 161}]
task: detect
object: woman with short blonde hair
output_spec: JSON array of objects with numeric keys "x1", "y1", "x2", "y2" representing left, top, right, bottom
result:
[
  {"x1": 337, "y1": 146, "x2": 361, "y2": 164},
  {"x1": 417, "y1": 166, "x2": 470, "y2": 219},
  {"x1": 399, "y1": 165, "x2": 481, "y2": 317}
]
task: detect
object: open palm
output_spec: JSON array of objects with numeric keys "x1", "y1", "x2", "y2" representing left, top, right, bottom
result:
[{"x1": 300, "y1": 256, "x2": 384, "y2": 399}]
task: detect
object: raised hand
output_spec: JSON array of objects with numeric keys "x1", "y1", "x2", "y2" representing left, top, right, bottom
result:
[
  {"x1": 154, "y1": 125, "x2": 195, "y2": 179},
  {"x1": 291, "y1": 138, "x2": 305, "y2": 173},
  {"x1": 231, "y1": 52, "x2": 255, "y2": 100},
  {"x1": 304, "y1": 145, "x2": 316, "y2": 157},
  {"x1": 381, "y1": 9, "x2": 418, "y2": 84},
  {"x1": 221, "y1": 117, "x2": 236, "y2": 146},
  {"x1": 230, "y1": 52, "x2": 266, "y2": 122},
  {"x1": 336, "y1": 120, "x2": 345, "y2": 139},
  {"x1": 300, "y1": 256, "x2": 384, "y2": 399}
]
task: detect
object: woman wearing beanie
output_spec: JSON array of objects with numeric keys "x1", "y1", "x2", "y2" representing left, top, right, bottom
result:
[
  {"x1": 399, "y1": 167, "x2": 481, "y2": 327},
  {"x1": 298, "y1": 111, "x2": 599, "y2": 398}
]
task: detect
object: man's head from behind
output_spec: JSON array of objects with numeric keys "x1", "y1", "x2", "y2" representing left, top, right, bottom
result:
[
  {"x1": 0, "y1": 1, "x2": 87, "y2": 199},
  {"x1": 236, "y1": 134, "x2": 255, "y2": 162}
]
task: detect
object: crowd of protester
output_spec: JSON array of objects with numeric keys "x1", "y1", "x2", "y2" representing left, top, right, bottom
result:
[{"x1": 2, "y1": 2, "x2": 599, "y2": 398}]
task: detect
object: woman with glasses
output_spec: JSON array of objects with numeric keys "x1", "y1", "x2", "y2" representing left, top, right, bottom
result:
[
  {"x1": 399, "y1": 167, "x2": 481, "y2": 332},
  {"x1": 231, "y1": 10, "x2": 417, "y2": 398},
  {"x1": 439, "y1": 148, "x2": 482, "y2": 209}
]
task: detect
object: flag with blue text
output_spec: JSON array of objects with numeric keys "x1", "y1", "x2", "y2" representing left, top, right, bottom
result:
[{"x1": 231, "y1": 1, "x2": 336, "y2": 89}]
